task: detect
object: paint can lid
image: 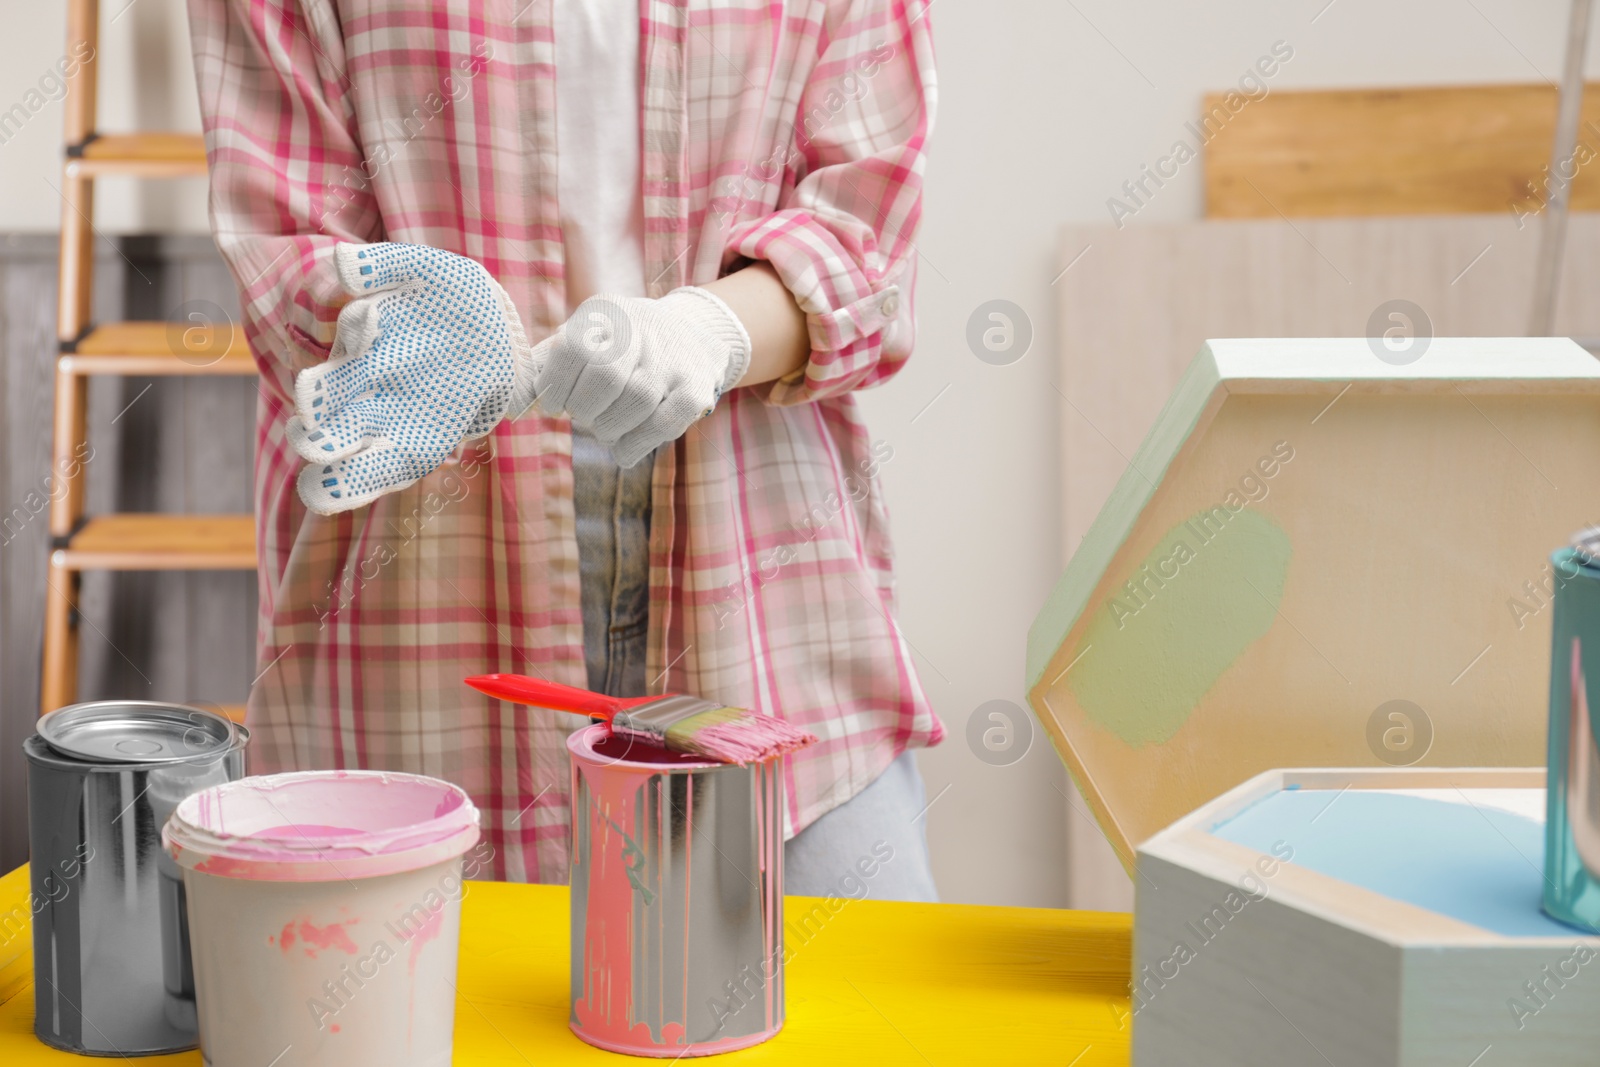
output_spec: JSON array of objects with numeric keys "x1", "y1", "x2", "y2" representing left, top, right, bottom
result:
[
  {"x1": 1571, "y1": 526, "x2": 1600, "y2": 565},
  {"x1": 37, "y1": 701, "x2": 239, "y2": 764}
]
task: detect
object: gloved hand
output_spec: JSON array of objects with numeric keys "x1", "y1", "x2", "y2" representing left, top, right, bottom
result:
[
  {"x1": 533, "y1": 288, "x2": 751, "y2": 468},
  {"x1": 286, "y1": 242, "x2": 540, "y2": 515}
]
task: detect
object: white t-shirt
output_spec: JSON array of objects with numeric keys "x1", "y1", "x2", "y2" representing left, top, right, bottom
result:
[{"x1": 554, "y1": 0, "x2": 647, "y2": 311}]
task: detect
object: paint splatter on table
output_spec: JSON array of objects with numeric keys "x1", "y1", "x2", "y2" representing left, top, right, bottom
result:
[{"x1": 0, "y1": 864, "x2": 1132, "y2": 1064}]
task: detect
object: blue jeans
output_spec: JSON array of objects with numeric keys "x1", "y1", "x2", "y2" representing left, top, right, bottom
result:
[
  {"x1": 572, "y1": 430, "x2": 939, "y2": 902},
  {"x1": 572, "y1": 428, "x2": 653, "y2": 698},
  {"x1": 781, "y1": 751, "x2": 940, "y2": 902}
]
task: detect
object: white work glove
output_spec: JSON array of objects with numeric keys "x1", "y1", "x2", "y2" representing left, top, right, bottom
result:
[
  {"x1": 287, "y1": 242, "x2": 540, "y2": 515},
  {"x1": 533, "y1": 288, "x2": 751, "y2": 468}
]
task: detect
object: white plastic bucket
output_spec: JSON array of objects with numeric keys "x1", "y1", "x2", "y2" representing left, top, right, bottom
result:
[{"x1": 163, "y1": 770, "x2": 481, "y2": 1067}]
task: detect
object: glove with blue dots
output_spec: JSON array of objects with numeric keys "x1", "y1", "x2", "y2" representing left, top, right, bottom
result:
[
  {"x1": 532, "y1": 288, "x2": 751, "y2": 468},
  {"x1": 287, "y1": 242, "x2": 540, "y2": 515}
]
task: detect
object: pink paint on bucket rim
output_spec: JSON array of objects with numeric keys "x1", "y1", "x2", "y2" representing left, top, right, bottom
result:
[
  {"x1": 569, "y1": 724, "x2": 725, "y2": 773},
  {"x1": 164, "y1": 770, "x2": 481, "y2": 882}
]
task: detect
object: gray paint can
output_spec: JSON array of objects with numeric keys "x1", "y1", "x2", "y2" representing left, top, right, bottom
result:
[{"x1": 25, "y1": 701, "x2": 248, "y2": 1055}]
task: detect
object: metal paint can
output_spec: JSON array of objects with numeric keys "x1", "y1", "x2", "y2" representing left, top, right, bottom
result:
[
  {"x1": 24, "y1": 701, "x2": 248, "y2": 1054},
  {"x1": 567, "y1": 724, "x2": 784, "y2": 1056},
  {"x1": 1544, "y1": 530, "x2": 1600, "y2": 931}
]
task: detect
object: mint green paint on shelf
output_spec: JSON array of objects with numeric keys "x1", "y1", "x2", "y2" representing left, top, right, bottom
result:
[
  {"x1": 1024, "y1": 349, "x2": 1223, "y2": 689},
  {"x1": 1065, "y1": 507, "x2": 1291, "y2": 746},
  {"x1": 1214, "y1": 790, "x2": 1576, "y2": 937}
]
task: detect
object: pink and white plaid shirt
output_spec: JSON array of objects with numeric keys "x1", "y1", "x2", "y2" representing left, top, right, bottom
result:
[{"x1": 186, "y1": 0, "x2": 943, "y2": 882}]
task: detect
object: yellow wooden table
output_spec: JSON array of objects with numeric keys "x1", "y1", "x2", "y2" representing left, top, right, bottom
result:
[{"x1": 0, "y1": 865, "x2": 1131, "y2": 1064}]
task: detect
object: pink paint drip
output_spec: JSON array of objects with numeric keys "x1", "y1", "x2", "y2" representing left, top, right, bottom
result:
[
  {"x1": 572, "y1": 770, "x2": 648, "y2": 1046},
  {"x1": 289, "y1": 918, "x2": 360, "y2": 958},
  {"x1": 756, "y1": 759, "x2": 778, "y2": 1028},
  {"x1": 193, "y1": 855, "x2": 267, "y2": 879},
  {"x1": 403, "y1": 906, "x2": 444, "y2": 974}
]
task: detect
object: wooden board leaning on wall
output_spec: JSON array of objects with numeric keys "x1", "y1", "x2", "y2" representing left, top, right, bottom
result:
[{"x1": 1203, "y1": 83, "x2": 1600, "y2": 219}]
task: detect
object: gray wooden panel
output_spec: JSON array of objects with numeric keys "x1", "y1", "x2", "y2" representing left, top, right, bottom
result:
[
  {"x1": 0, "y1": 234, "x2": 256, "y2": 872},
  {"x1": 0, "y1": 235, "x2": 64, "y2": 870}
]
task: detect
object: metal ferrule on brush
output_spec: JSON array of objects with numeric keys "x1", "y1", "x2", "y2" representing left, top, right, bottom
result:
[{"x1": 610, "y1": 694, "x2": 725, "y2": 743}]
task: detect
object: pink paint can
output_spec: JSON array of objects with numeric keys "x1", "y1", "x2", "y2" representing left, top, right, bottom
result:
[
  {"x1": 162, "y1": 770, "x2": 481, "y2": 1066},
  {"x1": 567, "y1": 724, "x2": 785, "y2": 1057}
]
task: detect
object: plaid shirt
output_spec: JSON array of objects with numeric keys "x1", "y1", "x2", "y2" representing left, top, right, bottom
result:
[{"x1": 186, "y1": 0, "x2": 943, "y2": 882}]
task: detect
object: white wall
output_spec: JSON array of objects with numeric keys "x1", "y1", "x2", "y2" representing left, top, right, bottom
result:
[
  {"x1": 2, "y1": 0, "x2": 1593, "y2": 906},
  {"x1": 1, "y1": 1, "x2": 207, "y2": 235}
]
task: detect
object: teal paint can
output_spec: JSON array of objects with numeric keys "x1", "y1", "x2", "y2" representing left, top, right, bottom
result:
[{"x1": 1544, "y1": 530, "x2": 1600, "y2": 932}]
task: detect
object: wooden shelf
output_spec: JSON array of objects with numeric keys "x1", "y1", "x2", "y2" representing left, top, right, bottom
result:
[
  {"x1": 52, "y1": 515, "x2": 256, "y2": 571},
  {"x1": 66, "y1": 132, "x2": 206, "y2": 178},
  {"x1": 62, "y1": 322, "x2": 254, "y2": 376},
  {"x1": 201, "y1": 703, "x2": 247, "y2": 724},
  {"x1": 169, "y1": 703, "x2": 248, "y2": 725}
]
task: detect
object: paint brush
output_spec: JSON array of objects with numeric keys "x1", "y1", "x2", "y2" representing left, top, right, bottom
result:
[{"x1": 464, "y1": 674, "x2": 817, "y2": 764}]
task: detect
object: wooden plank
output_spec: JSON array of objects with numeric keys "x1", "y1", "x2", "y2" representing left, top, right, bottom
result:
[
  {"x1": 68, "y1": 133, "x2": 208, "y2": 179},
  {"x1": 55, "y1": 175, "x2": 93, "y2": 343},
  {"x1": 1204, "y1": 83, "x2": 1600, "y2": 219},
  {"x1": 167, "y1": 702, "x2": 249, "y2": 725},
  {"x1": 65, "y1": 322, "x2": 254, "y2": 376},
  {"x1": 61, "y1": 0, "x2": 97, "y2": 149},
  {"x1": 56, "y1": 515, "x2": 255, "y2": 571},
  {"x1": 46, "y1": 358, "x2": 82, "y2": 538},
  {"x1": 38, "y1": 561, "x2": 77, "y2": 714}
]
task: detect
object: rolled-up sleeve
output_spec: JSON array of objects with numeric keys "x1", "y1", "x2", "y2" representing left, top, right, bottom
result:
[
  {"x1": 187, "y1": 0, "x2": 380, "y2": 399},
  {"x1": 727, "y1": 0, "x2": 934, "y2": 407}
]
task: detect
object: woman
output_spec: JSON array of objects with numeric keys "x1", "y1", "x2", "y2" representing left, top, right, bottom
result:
[{"x1": 186, "y1": 0, "x2": 943, "y2": 897}]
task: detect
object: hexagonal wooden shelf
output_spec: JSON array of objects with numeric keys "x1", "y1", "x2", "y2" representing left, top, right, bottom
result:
[{"x1": 1026, "y1": 337, "x2": 1600, "y2": 868}]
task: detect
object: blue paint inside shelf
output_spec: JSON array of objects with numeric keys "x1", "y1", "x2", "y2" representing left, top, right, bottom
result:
[{"x1": 1212, "y1": 790, "x2": 1579, "y2": 938}]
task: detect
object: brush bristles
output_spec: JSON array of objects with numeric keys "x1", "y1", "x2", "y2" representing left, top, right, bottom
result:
[{"x1": 660, "y1": 706, "x2": 817, "y2": 764}]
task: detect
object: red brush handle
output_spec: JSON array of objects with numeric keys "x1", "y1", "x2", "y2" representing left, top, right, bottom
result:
[{"x1": 464, "y1": 674, "x2": 659, "y2": 719}]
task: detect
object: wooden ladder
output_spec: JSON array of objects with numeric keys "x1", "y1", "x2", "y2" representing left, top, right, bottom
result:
[{"x1": 41, "y1": 0, "x2": 256, "y2": 720}]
